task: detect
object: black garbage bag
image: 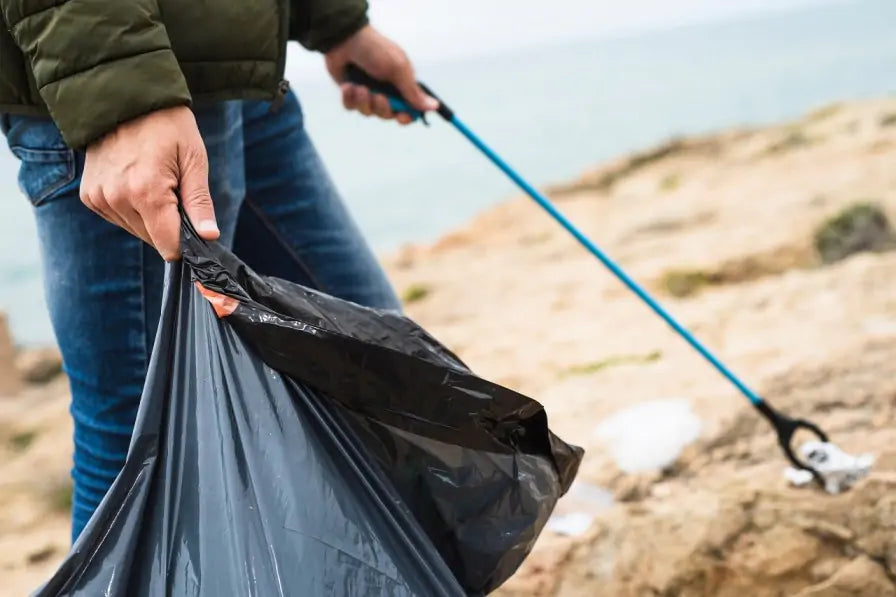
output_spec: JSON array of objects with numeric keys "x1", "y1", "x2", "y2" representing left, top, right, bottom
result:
[{"x1": 35, "y1": 219, "x2": 583, "y2": 596}]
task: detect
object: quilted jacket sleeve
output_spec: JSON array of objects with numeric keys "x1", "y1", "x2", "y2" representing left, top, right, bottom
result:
[
  {"x1": 1, "y1": 0, "x2": 191, "y2": 148},
  {"x1": 291, "y1": 0, "x2": 370, "y2": 52}
]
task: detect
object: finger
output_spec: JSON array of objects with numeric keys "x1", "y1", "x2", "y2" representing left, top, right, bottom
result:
[
  {"x1": 396, "y1": 113, "x2": 413, "y2": 125},
  {"x1": 142, "y1": 195, "x2": 182, "y2": 261},
  {"x1": 115, "y1": 203, "x2": 154, "y2": 247},
  {"x1": 391, "y1": 59, "x2": 439, "y2": 112},
  {"x1": 78, "y1": 186, "x2": 101, "y2": 218},
  {"x1": 82, "y1": 187, "x2": 134, "y2": 234},
  {"x1": 370, "y1": 93, "x2": 394, "y2": 119},
  {"x1": 79, "y1": 184, "x2": 108, "y2": 220},
  {"x1": 355, "y1": 86, "x2": 373, "y2": 116},
  {"x1": 178, "y1": 145, "x2": 218, "y2": 241},
  {"x1": 341, "y1": 83, "x2": 358, "y2": 110}
]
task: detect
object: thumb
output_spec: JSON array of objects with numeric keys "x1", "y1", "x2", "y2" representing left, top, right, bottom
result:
[
  {"x1": 393, "y1": 61, "x2": 438, "y2": 113},
  {"x1": 178, "y1": 147, "x2": 219, "y2": 240}
]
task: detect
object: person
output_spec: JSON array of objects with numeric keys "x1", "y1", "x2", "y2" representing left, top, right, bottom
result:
[{"x1": 0, "y1": 0, "x2": 435, "y2": 541}]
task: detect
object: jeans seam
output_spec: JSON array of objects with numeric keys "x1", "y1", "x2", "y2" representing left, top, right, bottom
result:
[
  {"x1": 242, "y1": 197, "x2": 329, "y2": 292},
  {"x1": 18, "y1": 149, "x2": 76, "y2": 206}
]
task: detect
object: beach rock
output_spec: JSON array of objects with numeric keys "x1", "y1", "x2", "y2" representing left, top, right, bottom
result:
[
  {"x1": 612, "y1": 472, "x2": 659, "y2": 502},
  {"x1": 15, "y1": 348, "x2": 63, "y2": 384},
  {"x1": 540, "y1": 474, "x2": 896, "y2": 597},
  {"x1": 0, "y1": 313, "x2": 20, "y2": 395},
  {"x1": 794, "y1": 556, "x2": 896, "y2": 597}
]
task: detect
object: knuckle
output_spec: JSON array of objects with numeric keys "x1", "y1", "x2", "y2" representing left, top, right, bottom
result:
[
  {"x1": 105, "y1": 192, "x2": 126, "y2": 210},
  {"x1": 390, "y1": 52, "x2": 410, "y2": 74},
  {"x1": 120, "y1": 186, "x2": 144, "y2": 205},
  {"x1": 181, "y1": 143, "x2": 208, "y2": 167},
  {"x1": 185, "y1": 149, "x2": 207, "y2": 169},
  {"x1": 128, "y1": 174, "x2": 155, "y2": 198},
  {"x1": 182, "y1": 188, "x2": 212, "y2": 207}
]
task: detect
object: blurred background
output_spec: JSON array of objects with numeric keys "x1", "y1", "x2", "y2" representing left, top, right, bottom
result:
[{"x1": 0, "y1": 0, "x2": 893, "y2": 345}]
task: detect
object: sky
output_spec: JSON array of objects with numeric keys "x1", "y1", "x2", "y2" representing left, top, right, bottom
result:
[{"x1": 286, "y1": 0, "x2": 843, "y2": 79}]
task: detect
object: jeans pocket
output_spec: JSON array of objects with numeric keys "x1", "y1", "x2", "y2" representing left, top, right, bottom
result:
[
  {"x1": 10, "y1": 145, "x2": 76, "y2": 207},
  {"x1": 4, "y1": 115, "x2": 77, "y2": 207}
]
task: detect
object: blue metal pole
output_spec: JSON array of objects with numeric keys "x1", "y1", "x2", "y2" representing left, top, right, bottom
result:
[
  {"x1": 448, "y1": 115, "x2": 764, "y2": 406},
  {"x1": 342, "y1": 65, "x2": 833, "y2": 477}
]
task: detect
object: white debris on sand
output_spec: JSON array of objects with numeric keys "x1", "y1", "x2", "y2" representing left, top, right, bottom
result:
[{"x1": 593, "y1": 399, "x2": 702, "y2": 473}]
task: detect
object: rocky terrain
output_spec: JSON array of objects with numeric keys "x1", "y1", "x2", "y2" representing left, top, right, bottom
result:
[{"x1": 3, "y1": 98, "x2": 896, "y2": 595}]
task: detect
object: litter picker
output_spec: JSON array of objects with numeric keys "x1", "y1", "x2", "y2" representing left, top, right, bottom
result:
[{"x1": 344, "y1": 65, "x2": 872, "y2": 492}]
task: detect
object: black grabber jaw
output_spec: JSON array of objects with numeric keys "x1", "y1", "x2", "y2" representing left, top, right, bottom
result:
[
  {"x1": 756, "y1": 401, "x2": 828, "y2": 484},
  {"x1": 756, "y1": 401, "x2": 873, "y2": 494}
]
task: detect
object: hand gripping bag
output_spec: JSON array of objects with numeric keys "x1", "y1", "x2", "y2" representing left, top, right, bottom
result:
[{"x1": 35, "y1": 219, "x2": 583, "y2": 596}]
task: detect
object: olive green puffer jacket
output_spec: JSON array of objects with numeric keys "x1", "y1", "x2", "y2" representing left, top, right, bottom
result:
[{"x1": 0, "y1": 0, "x2": 367, "y2": 148}]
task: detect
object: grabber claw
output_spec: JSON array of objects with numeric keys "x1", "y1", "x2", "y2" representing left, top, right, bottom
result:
[{"x1": 756, "y1": 401, "x2": 874, "y2": 494}]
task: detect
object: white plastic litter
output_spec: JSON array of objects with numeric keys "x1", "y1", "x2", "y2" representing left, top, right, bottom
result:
[
  {"x1": 784, "y1": 440, "x2": 874, "y2": 494},
  {"x1": 594, "y1": 399, "x2": 702, "y2": 473}
]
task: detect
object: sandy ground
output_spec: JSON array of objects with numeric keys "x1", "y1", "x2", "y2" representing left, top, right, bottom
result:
[{"x1": 3, "y1": 98, "x2": 896, "y2": 595}]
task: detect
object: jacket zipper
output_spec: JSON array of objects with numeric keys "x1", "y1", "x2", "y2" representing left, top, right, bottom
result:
[{"x1": 270, "y1": 79, "x2": 290, "y2": 113}]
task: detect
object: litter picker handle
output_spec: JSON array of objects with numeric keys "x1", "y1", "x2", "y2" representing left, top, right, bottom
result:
[{"x1": 343, "y1": 64, "x2": 453, "y2": 122}]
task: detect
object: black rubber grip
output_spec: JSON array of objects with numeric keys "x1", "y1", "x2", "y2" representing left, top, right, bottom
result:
[
  {"x1": 343, "y1": 64, "x2": 453, "y2": 121},
  {"x1": 344, "y1": 64, "x2": 404, "y2": 101}
]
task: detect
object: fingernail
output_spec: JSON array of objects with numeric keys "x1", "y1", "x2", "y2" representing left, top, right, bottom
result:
[
  {"x1": 424, "y1": 97, "x2": 439, "y2": 111},
  {"x1": 198, "y1": 220, "x2": 219, "y2": 235}
]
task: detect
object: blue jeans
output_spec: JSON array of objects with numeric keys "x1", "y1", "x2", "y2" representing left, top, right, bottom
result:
[{"x1": 2, "y1": 91, "x2": 400, "y2": 541}]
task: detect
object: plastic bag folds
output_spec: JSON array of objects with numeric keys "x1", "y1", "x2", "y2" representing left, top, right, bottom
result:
[{"x1": 35, "y1": 219, "x2": 583, "y2": 596}]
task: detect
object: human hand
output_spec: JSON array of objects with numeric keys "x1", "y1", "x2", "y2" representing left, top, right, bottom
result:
[
  {"x1": 325, "y1": 25, "x2": 437, "y2": 125},
  {"x1": 80, "y1": 106, "x2": 218, "y2": 261}
]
